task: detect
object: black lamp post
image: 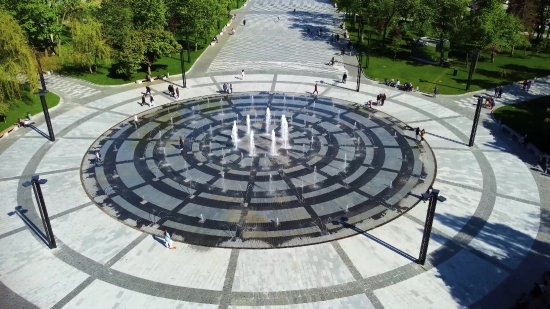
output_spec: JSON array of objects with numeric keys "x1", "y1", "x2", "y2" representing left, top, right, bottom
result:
[
  {"x1": 179, "y1": 49, "x2": 187, "y2": 88},
  {"x1": 35, "y1": 65, "x2": 55, "y2": 141},
  {"x1": 22, "y1": 175, "x2": 56, "y2": 248},
  {"x1": 469, "y1": 96, "x2": 483, "y2": 147},
  {"x1": 418, "y1": 188, "x2": 446, "y2": 265},
  {"x1": 356, "y1": 52, "x2": 364, "y2": 92},
  {"x1": 186, "y1": 29, "x2": 191, "y2": 63}
]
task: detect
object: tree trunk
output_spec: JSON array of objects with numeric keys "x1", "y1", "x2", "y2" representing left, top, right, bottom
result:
[
  {"x1": 510, "y1": 45, "x2": 515, "y2": 57},
  {"x1": 382, "y1": 25, "x2": 388, "y2": 48},
  {"x1": 465, "y1": 52, "x2": 468, "y2": 68},
  {"x1": 89, "y1": 65, "x2": 94, "y2": 74},
  {"x1": 358, "y1": 18, "x2": 364, "y2": 44},
  {"x1": 473, "y1": 52, "x2": 480, "y2": 73},
  {"x1": 490, "y1": 51, "x2": 495, "y2": 62},
  {"x1": 147, "y1": 64, "x2": 151, "y2": 76},
  {"x1": 439, "y1": 34, "x2": 444, "y2": 66},
  {"x1": 195, "y1": 36, "x2": 198, "y2": 52}
]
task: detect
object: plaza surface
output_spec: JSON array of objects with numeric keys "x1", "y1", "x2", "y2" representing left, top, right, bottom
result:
[{"x1": 1, "y1": 0, "x2": 550, "y2": 308}]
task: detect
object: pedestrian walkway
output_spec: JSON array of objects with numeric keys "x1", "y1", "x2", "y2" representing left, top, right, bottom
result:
[
  {"x1": 208, "y1": 0, "x2": 348, "y2": 76},
  {"x1": 43, "y1": 74, "x2": 102, "y2": 100}
]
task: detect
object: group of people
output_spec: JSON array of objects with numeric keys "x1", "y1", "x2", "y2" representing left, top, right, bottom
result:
[
  {"x1": 167, "y1": 84, "x2": 179, "y2": 98},
  {"x1": 141, "y1": 85, "x2": 155, "y2": 107},
  {"x1": 16, "y1": 117, "x2": 31, "y2": 128},
  {"x1": 222, "y1": 82, "x2": 233, "y2": 93},
  {"x1": 415, "y1": 127, "x2": 426, "y2": 142},
  {"x1": 484, "y1": 95, "x2": 496, "y2": 111},
  {"x1": 376, "y1": 93, "x2": 387, "y2": 105}
]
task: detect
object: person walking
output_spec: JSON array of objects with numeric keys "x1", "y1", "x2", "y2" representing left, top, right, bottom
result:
[
  {"x1": 415, "y1": 127, "x2": 420, "y2": 141},
  {"x1": 376, "y1": 94, "x2": 381, "y2": 105},
  {"x1": 141, "y1": 95, "x2": 147, "y2": 106},
  {"x1": 313, "y1": 83, "x2": 318, "y2": 95},
  {"x1": 163, "y1": 230, "x2": 176, "y2": 249},
  {"x1": 229, "y1": 83, "x2": 233, "y2": 94},
  {"x1": 381, "y1": 93, "x2": 386, "y2": 106},
  {"x1": 241, "y1": 69, "x2": 245, "y2": 80},
  {"x1": 175, "y1": 87, "x2": 179, "y2": 99},
  {"x1": 498, "y1": 86, "x2": 503, "y2": 98},
  {"x1": 243, "y1": 19, "x2": 246, "y2": 26},
  {"x1": 95, "y1": 151, "x2": 102, "y2": 163},
  {"x1": 420, "y1": 129, "x2": 426, "y2": 141},
  {"x1": 494, "y1": 87, "x2": 498, "y2": 97},
  {"x1": 342, "y1": 72, "x2": 347, "y2": 84},
  {"x1": 150, "y1": 95, "x2": 155, "y2": 106},
  {"x1": 179, "y1": 136, "x2": 184, "y2": 150},
  {"x1": 134, "y1": 114, "x2": 139, "y2": 125},
  {"x1": 223, "y1": 83, "x2": 228, "y2": 93},
  {"x1": 330, "y1": 57, "x2": 335, "y2": 66},
  {"x1": 527, "y1": 80, "x2": 532, "y2": 91},
  {"x1": 145, "y1": 85, "x2": 151, "y2": 96},
  {"x1": 433, "y1": 86, "x2": 438, "y2": 98},
  {"x1": 168, "y1": 84, "x2": 174, "y2": 97}
]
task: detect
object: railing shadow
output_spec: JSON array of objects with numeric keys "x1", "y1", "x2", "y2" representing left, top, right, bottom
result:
[
  {"x1": 7, "y1": 206, "x2": 51, "y2": 248},
  {"x1": 334, "y1": 218, "x2": 417, "y2": 262},
  {"x1": 28, "y1": 124, "x2": 51, "y2": 140}
]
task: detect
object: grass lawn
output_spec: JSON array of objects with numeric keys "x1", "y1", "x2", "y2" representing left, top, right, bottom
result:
[
  {"x1": 348, "y1": 24, "x2": 550, "y2": 94},
  {"x1": 493, "y1": 96, "x2": 550, "y2": 154},
  {"x1": 0, "y1": 90, "x2": 60, "y2": 132}
]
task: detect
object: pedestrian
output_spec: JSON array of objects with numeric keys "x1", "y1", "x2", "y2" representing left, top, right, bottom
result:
[
  {"x1": 433, "y1": 86, "x2": 438, "y2": 98},
  {"x1": 342, "y1": 72, "x2": 347, "y2": 84},
  {"x1": 150, "y1": 95, "x2": 155, "y2": 106},
  {"x1": 233, "y1": 13, "x2": 236, "y2": 20},
  {"x1": 168, "y1": 84, "x2": 174, "y2": 97},
  {"x1": 415, "y1": 127, "x2": 420, "y2": 141},
  {"x1": 376, "y1": 94, "x2": 381, "y2": 105},
  {"x1": 241, "y1": 69, "x2": 245, "y2": 80},
  {"x1": 175, "y1": 87, "x2": 179, "y2": 99},
  {"x1": 243, "y1": 19, "x2": 246, "y2": 26},
  {"x1": 145, "y1": 85, "x2": 151, "y2": 96},
  {"x1": 134, "y1": 114, "x2": 139, "y2": 125},
  {"x1": 313, "y1": 83, "x2": 318, "y2": 95},
  {"x1": 330, "y1": 57, "x2": 335, "y2": 66},
  {"x1": 498, "y1": 86, "x2": 503, "y2": 98},
  {"x1": 277, "y1": 15, "x2": 280, "y2": 20},
  {"x1": 420, "y1": 129, "x2": 426, "y2": 141},
  {"x1": 229, "y1": 83, "x2": 233, "y2": 94},
  {"x1": 141, "y1": 95, "x2": 146, "y2": 106},
  {"x1": 494, "y1": 87, "x2": 498, "y2": 97},
  {"x1": 95, "y1": 151, "x2": 102, "y2": 163},
  {"x1": 341, "y1": 47, "x2": 345, "y2": 55},
  {"x1": 163, "y1": 230, "x2": 176, "y2": 249},
  {"x1": 179, "y1": 136, "x2": 184, "y2": 150},
  {"x1": 368, "y1": 100, "x2": 372, "y2": 108},
  {"x1": 381, "y1": 93, "x2": 386, "y2": 106},
  {"x1": 527, "y1": 80, "x2": 532, "y2": 91},
  {"x1": 223, "y1": 83, "x2": 228, "y2": 93},
  {"x1": 336, "y1": 34, "x2": 340, "y2": 42},
  {"x1": 522, "y1": 80, "x2": 527, "y2": 91},
  {"x1": 490, "y1": 98, "x2": 495, "y2": 112}
]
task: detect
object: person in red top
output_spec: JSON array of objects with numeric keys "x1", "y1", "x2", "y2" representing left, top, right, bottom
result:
[{"x1": 313, "y1": 83, "x2": 318, "y2": 95}]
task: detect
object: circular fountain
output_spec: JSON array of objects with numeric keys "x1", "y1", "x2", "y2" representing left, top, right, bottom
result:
[{"x1": 82, "y1": 93, "x2": 435, "y2": 248}]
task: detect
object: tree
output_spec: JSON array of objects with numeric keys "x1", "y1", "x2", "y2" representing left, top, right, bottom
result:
[
  {"x1": 507, "y1": 0, "x2": 538, "y2": 38},
  {"x1": 1, "y1": 0, "x2": 61, "y2": 56},
  {"x1": 116, "y1": 29, "x2": 180, "y2": 76},
  {"x1": 132, "y1": 0, "x2": 168, "y2": 31},
  {"x1": 68, "y1": 19, "x2": 111, "y2": 73},
  {"x1": 0, "y1": 9, "x2": 38, "y2": 108},
  {"x1": 99, "y1": 0, "x2": 134, "y2": 48},
  {"x1": 423, "y1": 0, "x2": 470, "y2": 65},
  {"x1": 388, "y1": 36, "x2": 407, "y2": 59}
]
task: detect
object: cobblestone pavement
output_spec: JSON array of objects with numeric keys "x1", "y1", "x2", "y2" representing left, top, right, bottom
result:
[{"x1": 1, "y1": 0, "x2": 549, "y2": 308}]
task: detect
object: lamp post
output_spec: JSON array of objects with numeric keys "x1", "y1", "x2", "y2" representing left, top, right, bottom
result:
[
  {"x1": 35, "y1": 62, "x2": 55, "y2": 142},
  {"x1": 356, "y1": 52, "x2": 364, "y2": 92},
  {"x1": 186, "y1": 29, "x2": 191, "y2": 63},
  {"x1": 469, "y1": 96, "x2": 483, "y2": 147},
  {"x1": 418, "y1": 188, "x2": 445, "y2": 265},
  {"x1": 179, "y1": 49, "x2": 187, "y2": 88},
  {"x1": 22, "y1": 175, "x2": 56, "y2": 248}
]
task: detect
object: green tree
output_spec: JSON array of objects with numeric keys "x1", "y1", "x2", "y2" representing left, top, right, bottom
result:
[
  {"x1": 68, "y1": 19, "x2": 111, "y2": 73},
  {"x1": 99, "y1": 0, "x2": 134, "y2": 48},
  {"x1": 116, "y1": 29, "x2": 181, "y2": 76},
  {"x1": 132, "y1": 0, "x2": 168, "y2": 31},
  {"x1": 388, "y1": 35, "x2": 407, "y2": 59},
  {"x1": 1, "y1": 0, "x2": 61, "y2": 56},
  {"x1": 0, "y1": 10, "x2": 38, "y2": 109}
]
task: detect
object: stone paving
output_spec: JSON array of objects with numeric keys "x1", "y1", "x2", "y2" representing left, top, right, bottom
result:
[{"x1": 1, "y1": 0, "x2": 549, "y2": 308}]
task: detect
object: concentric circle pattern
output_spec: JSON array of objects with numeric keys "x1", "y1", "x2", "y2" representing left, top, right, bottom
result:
[{"x1": 83, "y1": 93, "x2": 433, "y2": 248}]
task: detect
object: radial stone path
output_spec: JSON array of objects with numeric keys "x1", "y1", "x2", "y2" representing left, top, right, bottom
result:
[{"x1": 84, "y1": 94, "x2": 432, "y2": 248}]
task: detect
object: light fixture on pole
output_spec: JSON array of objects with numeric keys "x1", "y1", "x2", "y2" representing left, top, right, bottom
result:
[{"x1": 22, "y1": 175, "x2": 56, "y2": 248}]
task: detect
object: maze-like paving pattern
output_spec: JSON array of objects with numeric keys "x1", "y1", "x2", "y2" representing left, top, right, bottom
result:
[{"x1": 83, "y1": 94, "x2": 430, "y2": 248}]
